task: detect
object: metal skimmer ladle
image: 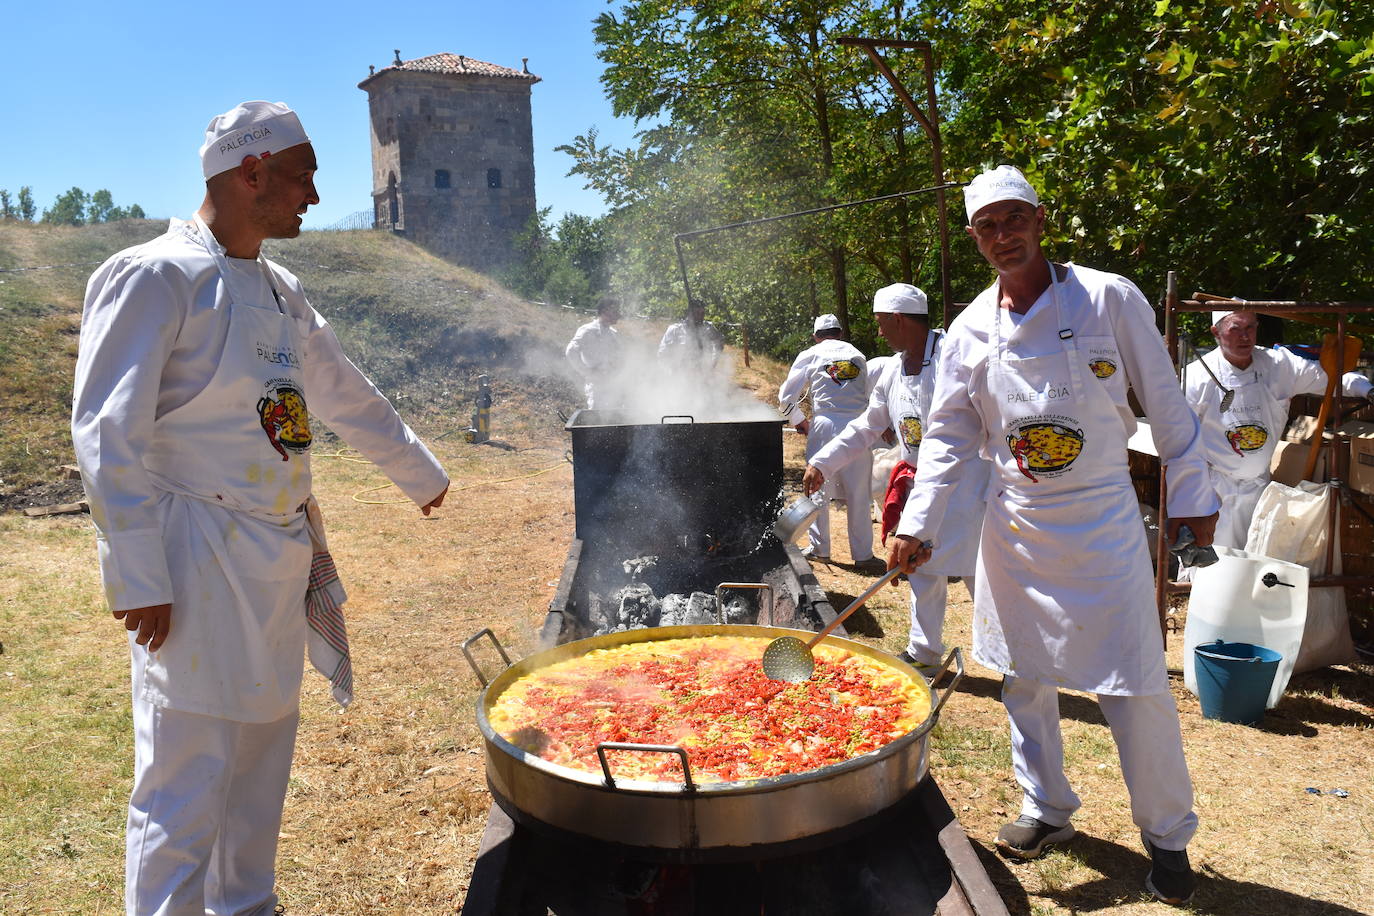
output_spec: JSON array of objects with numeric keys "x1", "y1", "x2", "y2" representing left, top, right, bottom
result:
[
  {"x1": 1184, "y1": 335, "x2": 1235, "y2": 413},
  {"x1": 762, "y1": 566, "x2": 904, "y2": 682}
]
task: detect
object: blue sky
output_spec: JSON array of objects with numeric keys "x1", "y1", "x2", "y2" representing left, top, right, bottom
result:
[{"x1": 1, "y1": 1, "x2": 641, "y2": 229}]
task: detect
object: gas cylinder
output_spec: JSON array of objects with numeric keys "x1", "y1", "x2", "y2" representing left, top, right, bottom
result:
[{"x1": 465, "y1": 375, "x2": 492, "y2": 443}]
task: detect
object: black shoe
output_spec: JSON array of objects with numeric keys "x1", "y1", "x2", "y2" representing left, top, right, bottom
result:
[
  {"x1": 1142, "y1": 834, "x2": 1196, "y2": 905},
  {"x1": 995, "y1": 815, "x2": 1076, "y2": 860},
  {"x1": 853, "y1": 556, "x2": 888, "y2": 573}
]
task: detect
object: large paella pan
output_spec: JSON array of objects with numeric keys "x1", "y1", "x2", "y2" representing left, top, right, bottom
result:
[{"x1": 466, "y1": 623, "x2": 963, "y2": 860}]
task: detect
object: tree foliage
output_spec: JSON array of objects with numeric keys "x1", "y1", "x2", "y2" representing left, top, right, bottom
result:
[
  {"x1": 502, "y1": 208, "x2": 612, "y2": 310},
  {"x1": 16, "y1": 187, "x2": 36, "y2": 222},
  {"x1": 25, "y1": 187, "x2": 146, "y2": 226},
  {"x1": 567, "y1": 0, "x2": 1374, "y2": 357},
  {"x1": 41, "y1": 187, "x2": 89, "y2": 226}
]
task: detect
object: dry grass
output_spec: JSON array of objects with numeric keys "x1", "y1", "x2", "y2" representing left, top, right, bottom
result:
[{"x1": 3, "y1": 338, "x2": 1372, "y2": 914}]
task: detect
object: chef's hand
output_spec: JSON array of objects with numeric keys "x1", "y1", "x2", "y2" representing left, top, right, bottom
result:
[
  {"x1": 796, "y1": 419, "x2": 811, "y2": 436},
  {"x1": 115, "y1": 604, "x2": 171, "y2": 652},
  {"x1": 887, "y1": 534, "x2": 931, "y2": 582},
  {"x1": 421, "y1": 484, "x2": 449, "y2": 517},
  {"x1": 1167, "y1": 511, "x2": 1218, "y2": 547},
  {"x1": 802, "y1": 465, "x2": 825, "y2": 496},
  {"x1": 881, "y1": 428, "x2": 897, "y2": 446}
]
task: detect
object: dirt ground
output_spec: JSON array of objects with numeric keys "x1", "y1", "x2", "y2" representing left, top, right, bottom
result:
[{"x1": 2, "y1": 357, "x2": 1372, "y2": 915}]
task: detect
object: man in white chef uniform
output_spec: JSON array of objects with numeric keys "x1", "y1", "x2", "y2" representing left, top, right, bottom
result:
[
  {"x1": 1185, "y1": 308, "x2": 1373, "y2": 548},
  {"x1": 890, "y1": 166, "x2": 1218, "y2": 906},
  {"x1": 803, "y1": 285, "x2": 990, "y2": 673},
  {"x1": 778, "y1": 314, "x2": 879, "y2": 566},
  {"x1": 565, "y1": 296, "x2": 624, "y2": 408},
  {"x1": 71, "y1": 101, "x2": 450, "y2": 915},
  {"x1": 658, "y1": 298, "x2": 724, "y2": 373}
]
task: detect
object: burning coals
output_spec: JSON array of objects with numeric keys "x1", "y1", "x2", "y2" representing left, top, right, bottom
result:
[{"x1": 587, "y1": 571, "x2": 755, "y2": 636}]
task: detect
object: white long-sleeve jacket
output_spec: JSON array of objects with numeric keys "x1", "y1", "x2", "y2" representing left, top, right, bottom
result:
[
  {"x1": 1184, "y1": 345, "x2": 1371, "y2": 480},
  {"x1": 72, "y1": 222, "x2": 448, "y2": 613},
  {"x1": 777, "y1": 338, "x2": 869, "y2": 426},
  {"x1": 899, "y1": 263, "x2": 1218, "y2": 544}
]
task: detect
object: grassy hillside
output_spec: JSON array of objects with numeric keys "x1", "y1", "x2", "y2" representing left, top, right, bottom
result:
[{"x1": 0, "y1": 220, "x2": 591, "y2": 505}]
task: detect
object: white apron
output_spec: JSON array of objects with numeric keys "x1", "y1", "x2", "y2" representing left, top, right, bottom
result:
[
  {"x1": 890, "y1": 329, "x2": 939, "y2": 464},
  {"x1": 975, "y1": 265, "x2": 1166, "y2": 696},
  {"x1": 135, "y1": 216, "x2": 314, "y2": 723},
  {"x1": 1210, "y1": 366, "x2": 1283, "y2": 547},
  {"x1": 893, "y1": 331, "x2": 985, "y2": 576}
]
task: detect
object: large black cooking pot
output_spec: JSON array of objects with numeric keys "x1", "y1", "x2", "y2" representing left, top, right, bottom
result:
[{"x1": 565, "y1": 409, "x2": 784, "y2": 549}]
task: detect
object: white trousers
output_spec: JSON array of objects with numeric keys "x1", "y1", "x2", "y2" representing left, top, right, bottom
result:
[
  {"x1": 807, "y1": 414, "x2": 874, "y2": 560},
  {"x1": 1212, "y1": 472, "x2": 1268, "y2": 549},
  {"x1": 1002, "y1": 676, "x2": 1197, "y2": 851},
  {"x1": 126, "y1": 698, "x2": 298, "y2": 916},
  {"x1": 903, "y1": 572, "x2": 975, "y2": 666}
]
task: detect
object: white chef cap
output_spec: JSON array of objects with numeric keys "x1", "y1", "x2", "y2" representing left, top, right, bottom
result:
[
  {"x1": 1210, "y1": 298, "x2": 1250, "y2": 328},
  {"x1": 200, "y1": 101, "x2": 311, "y2": 179},
  {"x1": 813, "y1": 313, "x2": 841, "y2": 333},
  {"x1": 873, "y1": 283, "x2": 928, "y2": 315},
  {"x1": 963, "y1": 165, "x2": 1040, "y2": 223}
]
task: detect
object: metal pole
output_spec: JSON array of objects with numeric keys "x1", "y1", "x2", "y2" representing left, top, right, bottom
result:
[
  {"x1": 674, "y1": 234, "x2": 695, "y2": 309},
  {"x1": 1156, "y1": 271, "x2": 1179, "y2": 646}
]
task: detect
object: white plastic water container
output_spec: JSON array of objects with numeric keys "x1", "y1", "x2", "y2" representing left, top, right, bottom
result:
[{"x1": 1183, "y1": 546, "x2": 1308, "y2": 709}]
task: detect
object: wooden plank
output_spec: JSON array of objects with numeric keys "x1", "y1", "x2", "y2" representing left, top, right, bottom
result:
[
  {"x1": 918, "y1": 777, "x2": 1011, "y2": 916},
  {"x1": 56, "y1": 464, "x2": 82, "y2": 480},
  {"x1": 22, "y1": 500, "x2": 88, "y2": 518}
]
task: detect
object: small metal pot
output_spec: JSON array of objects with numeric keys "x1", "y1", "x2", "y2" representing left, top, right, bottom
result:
[{"x1": 772, "y1": 492, "x2": 824, "y2": 544}]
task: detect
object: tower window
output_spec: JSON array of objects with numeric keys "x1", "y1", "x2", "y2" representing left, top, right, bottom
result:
[
  {"x1": 487, "y1": 168, "x2": 502, "y2": 189},
  {"x1": 435, "y1": 169, "x2": 451, "y2": 189}
]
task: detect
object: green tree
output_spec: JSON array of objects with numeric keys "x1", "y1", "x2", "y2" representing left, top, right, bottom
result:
[
  {"x1": 42, "y1": 187, "x2": 89, "y2": 226},
  {"x1": 0, "y1": 190, "x2": 12, "y2": 220},
  {"x1": 16, "y1": 187, "x2": 36, "y2": 222},
  {"x1": 87, "y1": 189, "x2": 116, "y2": 223},
  {"x1": 502, "y1": 208, "x2": 612, "y2": 309}
]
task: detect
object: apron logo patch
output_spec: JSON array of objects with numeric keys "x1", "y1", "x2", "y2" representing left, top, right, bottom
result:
[
  {"x1": 257, "y1": 380, "x2": 312, "y2": 461},
  {"x1": 1225, "y1": 423, "x2": 1267, "y2": 455},
  {"x1": 1007, "y1": 419, "x2": 1084, "y2": 482},
  {"x1": 1088, "y1": 357, "x2": 1117, "y2": 379},
  {"x1": 900, "y1": 415, "x2": 923, "y2": 448},
  {"x1": 825, "y1": 359, "x2": 860, "y2": 384}
]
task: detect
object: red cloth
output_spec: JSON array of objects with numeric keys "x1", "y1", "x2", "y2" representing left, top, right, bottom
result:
[{"x1": 881, "y1": 460, "x2": 917, "y2": 546}]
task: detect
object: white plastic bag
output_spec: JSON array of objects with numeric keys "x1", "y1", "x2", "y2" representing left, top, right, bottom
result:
[{"x1": 1244, "y1": 481, "x2": 1357, "y2": 673}]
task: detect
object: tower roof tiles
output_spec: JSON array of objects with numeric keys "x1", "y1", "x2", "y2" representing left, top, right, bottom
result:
[{"x1": 359, "y1": 52, "x2": 541, "y2": 87}]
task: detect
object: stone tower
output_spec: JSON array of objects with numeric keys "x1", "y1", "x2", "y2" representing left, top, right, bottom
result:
[{"x1": 359, "y1": 51, "x2": 540, "y2": 271}]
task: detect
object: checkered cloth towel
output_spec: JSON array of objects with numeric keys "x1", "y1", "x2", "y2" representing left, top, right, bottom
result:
[{"x1": 305, "y1": 498, "x2": 352, "y2": 708}]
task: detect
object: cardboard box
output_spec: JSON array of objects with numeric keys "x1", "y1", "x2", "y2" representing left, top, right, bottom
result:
[
  {"x1": 1284, "y1": 414, "x2": 1323, "y2": 444},
  {"x1": 1340, "y1": 420, "x2": 1374, "y2": 496},
  {"x1": 1270, "y1": 437, "x2": 1327, "y2": 487}
]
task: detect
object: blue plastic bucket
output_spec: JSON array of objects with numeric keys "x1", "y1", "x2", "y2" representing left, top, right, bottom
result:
[{"x1": 1193, "y1": 640, "x2": 1282, "y2": 726}]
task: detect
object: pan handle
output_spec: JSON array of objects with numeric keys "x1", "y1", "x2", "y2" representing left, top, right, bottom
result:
[
  {"x1": 660, "y1": 414, "x2": 695, "y2": 424},
  {"x1": 928, "y1": 647, "x2": 966, "y2": 721},
  {"x1": 714, "y1": 582, "x2": 775, "y2": 625},
  {"x1": 596, "y1": 743, "x2": 696, "y2": 792},
  {"x1": 461, "y1": 628, "x2": 513, "y2": 687}
]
